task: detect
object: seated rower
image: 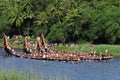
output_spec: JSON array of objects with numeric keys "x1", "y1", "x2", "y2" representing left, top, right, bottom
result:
[{"x1": 23, "y1": 38, "x2": 32, "y2": 54}]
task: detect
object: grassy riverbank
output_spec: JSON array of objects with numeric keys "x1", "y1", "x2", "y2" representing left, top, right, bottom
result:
[
  {"x1": 0, "y1": 69, "x2": 61, "y2": 80},
  {"x1": 54, "y1": 43, "x2": 120, "y2": 57},
  {"x1": 0, "y1": 70, "x2": 38, "y2": 80},
  {"x1": 1, "y1": 38, "x2": 120, "y2": 57}
]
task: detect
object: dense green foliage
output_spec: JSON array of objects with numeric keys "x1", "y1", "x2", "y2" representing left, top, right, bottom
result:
[{"x1": 0, "y1": 0, "x2": 120, "y2": 44}]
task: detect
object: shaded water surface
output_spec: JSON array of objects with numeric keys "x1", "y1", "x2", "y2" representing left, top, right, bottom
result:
[{"x1": 0, "y1": 49, "x2": 120, "y2": 80}]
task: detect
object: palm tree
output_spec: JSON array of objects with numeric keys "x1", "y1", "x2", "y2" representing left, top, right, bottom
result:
[
  {"x1": 22, "y1": 0, "x2": 34, "y2": 35},
  {"x1": 1, "y1": 0, "x2": 25, "y2": 35}
]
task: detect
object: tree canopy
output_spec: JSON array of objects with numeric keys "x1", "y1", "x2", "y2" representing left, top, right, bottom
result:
[{"x1": 0, "y1": 0, "x2": 120, "y2": 44}]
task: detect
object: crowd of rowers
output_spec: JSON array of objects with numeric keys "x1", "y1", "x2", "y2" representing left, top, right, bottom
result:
[
  {"x1": 18, "y1": 35, "x2": 114, "y2": 61},
  {"x1": 19, "y1": 50, "x2": 113, "y2": 61},
  {"x1": 3, "y1": 33, "x2": 113, "y2": 62}
]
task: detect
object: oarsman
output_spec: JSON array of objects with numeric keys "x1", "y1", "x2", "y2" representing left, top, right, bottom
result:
[
  {"x1": 36, "y1": 37, "x2": 42, "y2": 52},
  {"x1": 23, "y1": 38, "x2": 32, "y2": 53},
  {"x1": 93, "y1": 51, "x2": 96, "y2": 57},
  {"x1": 23, "y1": 38, "x2": 27, "y2": 48},
  {"x1": 99, "y1": 52, "x2": 102, "y2": 61},
  {"x1": 105, "y1": 49, "x2": 108, "y2": 55}
]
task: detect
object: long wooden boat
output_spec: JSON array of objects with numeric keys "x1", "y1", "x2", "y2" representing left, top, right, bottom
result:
[{"x1": 3, "y1": 33, "x2": 113, "y2": 62}]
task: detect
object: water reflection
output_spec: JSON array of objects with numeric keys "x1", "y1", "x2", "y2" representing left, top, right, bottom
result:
[{"x1": 0, "y1": 49, "x2": 120, "y2": 80}]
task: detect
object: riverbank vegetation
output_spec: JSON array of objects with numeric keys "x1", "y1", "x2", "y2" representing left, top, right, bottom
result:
[
  {"x1": 1, "y1": 0, "x2": 120, "y2": 44},
  {"x1": 0, "y1": 69, "x2": 38, "y2": 80},
  {"x1": 0, "y1": 69, "x2": 61, "y2": 80},
  {"x1": 55, "y1": 44, "x2": 120, "y2": 57}
]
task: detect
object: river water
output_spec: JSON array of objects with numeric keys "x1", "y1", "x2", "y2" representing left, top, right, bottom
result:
[{"x1": 0, "y1": 49, "x2": 120, "y2": 80}]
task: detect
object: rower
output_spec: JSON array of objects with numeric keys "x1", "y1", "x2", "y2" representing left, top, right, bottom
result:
[
  {"x1": 105, "y1": 49, "x2": 108, "y2": 53},
  {"x1": 36, "y1": 37, "x2": 42, "y2": 52},
  {"x1": 105, "y1": 49, "x2": 108, "y2": 55},
  {"x1": 93, "y1": 51, "x2": 96, "y2": 57},
  {"x1": 99, "y1": 52, "x2": 102, "y2": 61},
  {"x1": 23, "y1": 38, "x2": 32, "y2": 54}
]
